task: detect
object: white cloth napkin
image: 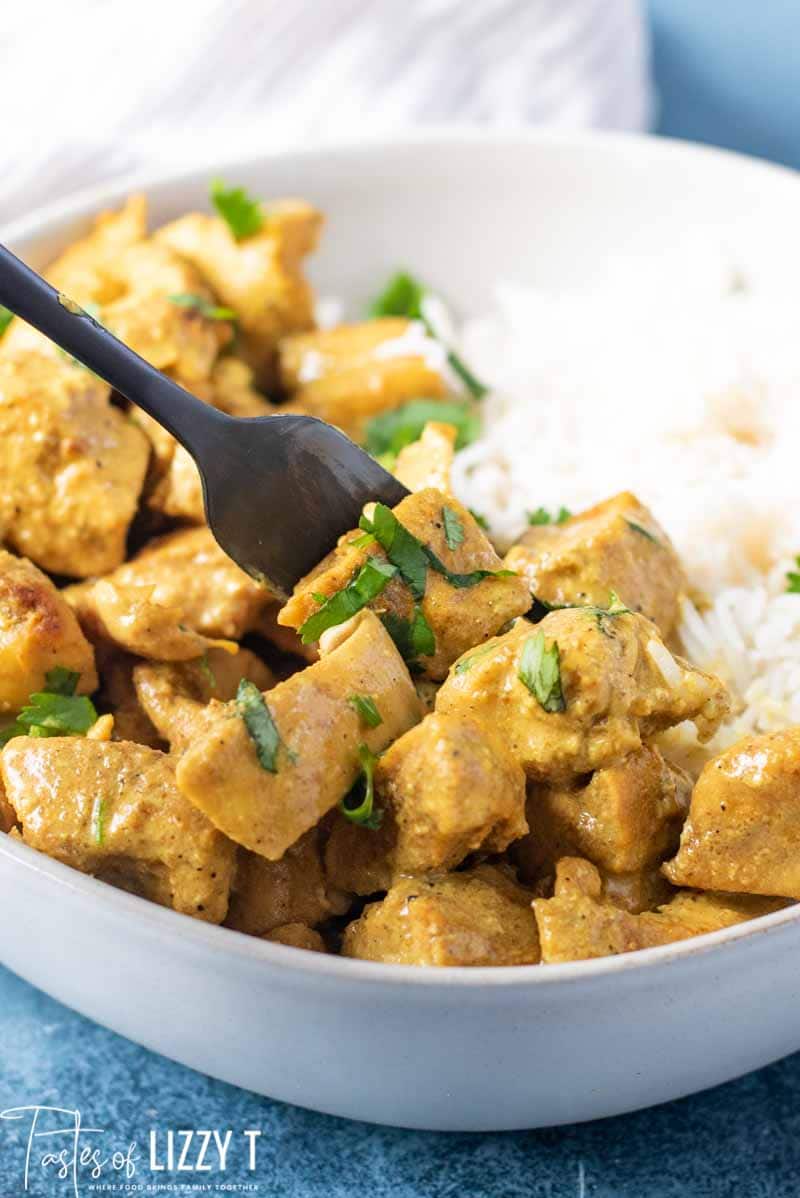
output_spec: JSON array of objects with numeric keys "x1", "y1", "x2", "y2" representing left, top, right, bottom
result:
[{"x1": 0, "y1": 0, "x2": 651, "y2": 223}]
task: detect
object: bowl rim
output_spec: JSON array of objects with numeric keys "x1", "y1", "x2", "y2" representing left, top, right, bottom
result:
[{"x1": 3, "y1": 125, "x2": 800, "y2": 989}]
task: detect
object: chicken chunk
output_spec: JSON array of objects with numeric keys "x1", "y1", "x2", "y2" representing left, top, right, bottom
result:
[
  {"x1": 342, "y1": 865, "x2": 540, "y2": 967},
  {"x1": 436, "y1": 609, "x2": 729, "y2": 783},
  {"x1": 226, "y1": 827, "x2": 348, "y2": 937},
  {"x1": 176, "y1": 610, "x2": 422, "y2": 859},
  {"x1": 133, "y1": 648, "x2": 274, "y2": 751},
  {"x1": 664, "y1": 727, "x2": 800, "y2": 900},
  {"x1": 279, "y1": 320, "x2": 447, "y2": 443},
  {"x1": 534, "y1": 857, "x2": 786, "y2": 963},
  {"x1": 67, "y1": 527, "x2": 272, "y2": 645},
  {"x1": 43, "y1": 194, "x2": 148, "y2": 304},
  {"x1": 0, "y1": 777, "x2": 16, "y2": 833},
  {"x1": 393, "y1": 422, "x2": 456, "y2": 493},
  {"x1": 2, "y1": 737, "x2": 236, "y2": 923},
  {"x1": 516, "y1": 746, "x2": 692, "y2": 881},
  {"x1": 505, "y1": 493, "x2": 687, "y2": 637},
  {"x1": 0, "y1": 551, "x2": 97, "y2": 712},
  {"x1": 156, "y1": 199, "x2": 322, "y2": 383},
  {"x1": 0, "y1": 352, "x2": 149, "y2": 577},
  {"x1": 279, "y1": 488, "x2": 531, "y2": 681},
  {"x1": 97, "y1": 654, "x2": 163, "y2": 748},
  {"x1": 325, "y1": 712, "x2": 527, "y2": 895}
]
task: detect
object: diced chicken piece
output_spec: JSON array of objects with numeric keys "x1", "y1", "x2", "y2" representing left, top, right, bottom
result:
[
  {"x1": 534, "y1": 857, "x2": 786, "y2": 963},
  {"x1": 44, "y1": 194, "x2": 148, "y2": 304},
  {"x1": 279, "y1": 488, "x2": 531, "y2": 681},
  {"x1": 325, "y1": 712, "x2": 527, "y2": 895},
  {"x1": 176, "y1": 610, "x2": 422, "y2": 859},
  {"x1": 76, "y1": 580, "x2": 237, "y2": 662},
  {"x1": 393, "y1": 422, "x2": 456, "y2": 493},
  {"x1": 342, "y1": 865, "x2": 540, "y2": 967},
  {"x1": 266, "y1": 924, "x2": 326, "y2": 951},
  {"x1": 156, "y1": 200, "x2": 322, "y2": 382},
  {"x1": 133, "y1": 648, "x2": 274, "y2": 751},
  {"x1": 104, "y1": 290, "x2": 227, "y2": 384},
  {"x1": 515, "y1": 747, "x2": 692, "y2": 881},
  {"x1": 0, "y1": 550, "x2": 97, "y2": 712},
  {"x1": 66, "y1": 528, "x2": 272, "y2": 644},
  {"x1": 2, "y1": 737, "x2": 236, "y2": 923},
  {"x1": 208, "y1": 358, "x2": 273, "y2": 418},
  {"x1": 226, "y1": 827, "x2": 348, "y2": 937},
  {"x1": 252, "y1": 601, "x2": 318, "y2": 664},
  {"x1": 147, "y1": 444, "x2": 205, "y2": 523},
  {"x1": 664, "y1": 727, "x2": 800, "y2": 900},
  {"x1": 0, "y1": 353, "x2": 149, "y2": 577},
  {"x1": 279, "y1": 320, "x2": 447, "y2": 443},
  {"x1": 594, "y1": 865, "x2": 675, "y2": 914},
  {"x1": 98, "y1": 654, "x2": 163, "y2": 748},
  {"x1": 0, "y1": 777, "x2": 16, "y2": 833},
  {"x1": 505, "y1": 493, "x2": 687, "y2": 637},
  {"x1": 437, "y1": 609, "x2": 730, "y2": 783}
]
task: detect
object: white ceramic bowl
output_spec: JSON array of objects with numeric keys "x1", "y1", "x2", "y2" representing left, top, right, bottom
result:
[{"x1": 3, "y1": 131, "x2": 800, "y2": 1132}]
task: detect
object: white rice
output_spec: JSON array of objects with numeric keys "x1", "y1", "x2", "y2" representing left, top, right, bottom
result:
[{"x1": 441, "y1": 267, "x2": 800, "y2": 767}]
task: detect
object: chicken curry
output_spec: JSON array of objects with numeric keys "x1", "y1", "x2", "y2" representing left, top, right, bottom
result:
[{"x1": 0, "y1": 183, "x2": 794, "y2": 967}]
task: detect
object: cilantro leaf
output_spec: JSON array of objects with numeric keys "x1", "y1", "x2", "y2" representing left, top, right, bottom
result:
[
  {"x1": 348, "y1": 694, "x2": 383, "y2": 728},
  {"x1": 91, "y1": 797, "x2": 106, "y2": 846},
  {"x1": 445, "y1": 347, "x2": 488, "y2": 400},
  {"x1": 210, "y1": 178, "x2": 264, "y2": 241},
  {"x1": 380, "y1": 605, "x2": 435, "y2": 666},
  {"x1": 787, "y1": 557, "x2": 800, "y2": 593},
  {"x1": 339, "y1": 743, "x2": 383, "y2": 830},
  {"x1": 298, "y1": 558, "x2": 397, "y2": 643},
  {"x1": 368, "y1": 271, "x2": 425, "y2": 319},
  {"x1": 364, "y1": 398, "x2": 480, "y2": 456},
  {"x1": 360, "y1": 504, "x2": 429, "y2": 600},
  {"x1": 237, "y1": 678, "x2": 288, "y2": 772},
  {"x1": 625, "y1": 519, "x2": 659, "y2": 545},
  {"x1": 443, "y1": 505, "x2": 465, "y2": 550},
  {"x1": 198, "y1": 652, "x2": 217, "y2": 690},
  {"x1": 469, "y1": 508, "x2": 489, "y2": 531},
  {"x1": 519, "y1": 631, "x2": 566, "y2": 713},
  {"x1": 168, "y1": 293, "x2": 237, "y2": 322},
  {"x1": 0, "y1": 306, "x2": 13, "y2": 337},
  {"x1": 18, "y1": 692, "x2": 97, "y2": 736},
  {"x1": 44, "y1": 666, "x2": 79, "y2": 696},
  {"x1": 453, "y1": 641, "x2": 497, "y2": 675},
  {"x1": 527, "y1": 506, "x2": 572, "y2": 527},
  {"x1": 423, "y1": 545, "x2": 515, "y2": 589}
]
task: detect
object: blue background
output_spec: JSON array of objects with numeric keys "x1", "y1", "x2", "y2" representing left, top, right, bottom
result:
[{"x1": 3, "y1": 4, "x2": 800, "y2": 1195}]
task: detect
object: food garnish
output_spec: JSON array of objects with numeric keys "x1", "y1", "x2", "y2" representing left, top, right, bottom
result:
[
  {"x1": 443, "y1": 506, "x2": 465, "y2": 550},
  {"x1": 519, "y1": 632, "x2": 566, "y2": 713},
  {"x1": 364, "y1": 398, "x2": 480, "y2": 456},
  {"x1": 786, "y1": 557, "x2": 800, "y2": 593},
  {"x1": 0, "y1": 305, "x2": 13, "y2": 337},
  {"x1": 236, "y1": 678, "x2": 288, "y2": 773},
  {"x1": 210, "y1": 178, "x2": 264, "y2": 241},
  {"x1": 91, "y1": 797, "x2": 106, "y2": 847},
  {"x1": 626, "y1": 519, "x2": 659, "y2": 544},
  {"x1": 339, "y1": 744, "x2": 383, "y2": 830},
  {"x1": 298, "y1": 559, "x2": 398, "y2": 643},
  {"x1": 168, "y1": 293, "x2": 237, "y2": 322},
  {"x1": 348, "y1": 694, "x2": 383, "y2": 728},
  {"x1": 527, "y1": 506, "x2": 571, "y2": 526}
]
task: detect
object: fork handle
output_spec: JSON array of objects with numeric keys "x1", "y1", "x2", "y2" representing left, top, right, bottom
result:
[{"x1": 0, "y1": 242, "x2": 225, "y2": 455}]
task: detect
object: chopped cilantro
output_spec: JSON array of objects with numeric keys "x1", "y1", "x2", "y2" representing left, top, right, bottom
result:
[
  {"x1": 381, "y1": 606, "x2": 435, "y2": 666},
  {"x1": 519, "y1": 631, "x2": 565, "y2": 713},
  {"x1": 527, "y1": 506, "x2": 572, "y2": 527},
  {"x1": 210, "y1": 178, "x2": 264, "y2": 240},
  {"x1": 469, "y1": 508, "x2": 489, "y2": 531},
  {"x1": 0, "y1": 306, "x2": 13, "y2": 337},
  {"x1": 453, "y1": 642, "x2": 497, "y2": 675},
  {"x1": 91, "y1": 797, "x2": 106, "y2": 846},
  {"x1": 298, "y1": 558, "x2": 397, "y2": 643},
  {"x1": 625, "y1": 519, "x2": 659, "y2": 545},
  {"x1": 445, "y1": 348, "x2": 488, "y2": 400},
  {"x1": 443, "y1": 506, "x2": 465, "y2": 550},
  {"x1": 364, "y1": 398, "x2": 481, "y2": 456},
  {"x1": 237, "y1": 678, "x2": 288, "y2": 772},
  {"x1": 17, "y1": 692, "x2": 97, "y2": 737},
  {"x1": 168, "y1": 293, "x2": 237, "y2": 322},
  {"x1": 787, "y1": 557, "x2": 800, "y2": 593},
  {"x1": 44, "y1": 667, "x2": 79, "y2": 696},
  {"x1": 348, "y1": 694, "x2": 383, "y2": 728},
  {"x1": 339, "y1": 744, "x2": 383, "y2": 830},
  {"x1": 198, "y1": 653, "x2": 217, "y2": 690}
]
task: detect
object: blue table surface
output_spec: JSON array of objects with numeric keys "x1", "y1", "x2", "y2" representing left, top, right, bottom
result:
[{"x1": 4, "y1": 5, "x2": 800, "y2": 1196}]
